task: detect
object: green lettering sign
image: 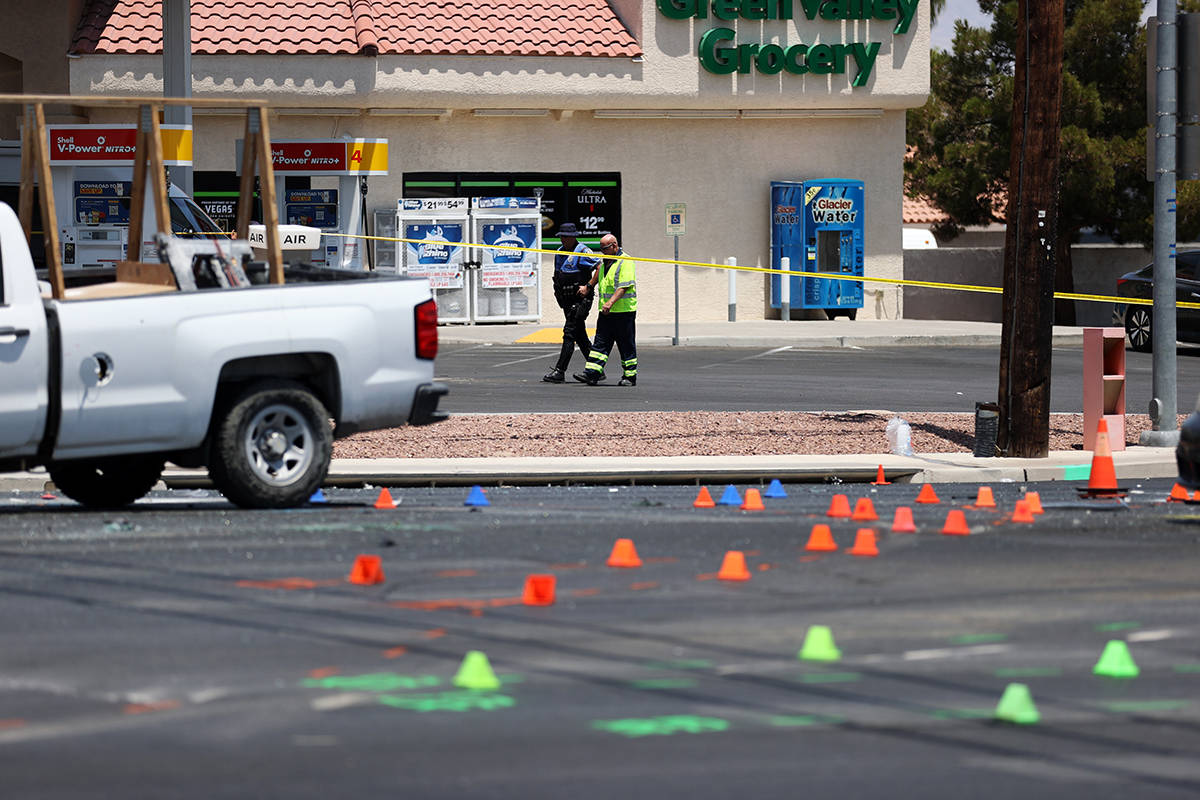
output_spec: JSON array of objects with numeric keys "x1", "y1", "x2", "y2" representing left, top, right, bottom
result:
[{"x1": 664, "y1": 0, "x2": 918, "y2": 86}]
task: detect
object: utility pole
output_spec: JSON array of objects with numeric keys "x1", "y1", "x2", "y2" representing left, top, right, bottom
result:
[
  {"x1": 163, "y1": 0, "x2": 193, "y2": 195},
  {"x1": 997, "y1": 0, "x2": 1065, "y2": 458}
]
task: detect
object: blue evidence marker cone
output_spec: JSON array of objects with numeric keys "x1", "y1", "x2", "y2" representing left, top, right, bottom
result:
[
  {"x1": 465, "y1": 485, "x2": 490, "y2": 507},
  {"x1": 718, "y1": 485, "x2": 743, "y2": 506},
  {"x1": 763, "y1": 479, "x2": 787, "y2": 499},
  {"x1": 308, "y1": 488, "x2": 327, "y2": 504}
]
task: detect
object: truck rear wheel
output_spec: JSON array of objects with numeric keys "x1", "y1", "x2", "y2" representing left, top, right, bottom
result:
[
  {"x1": 209, "y1": 380, "x2": 332, "y2": 509},
  {"x1": 50, "y1": 456, "x2": 164, "y2": 508}
]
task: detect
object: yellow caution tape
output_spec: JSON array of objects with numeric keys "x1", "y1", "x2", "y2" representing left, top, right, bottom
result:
[{"x1": 314, "y1": 231, "x2": 1196, "y2": 311}]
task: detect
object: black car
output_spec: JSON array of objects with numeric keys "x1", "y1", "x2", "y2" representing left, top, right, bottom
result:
[{"x1": 1116, "y1": 250, "x2": 1200, "y2": 352}]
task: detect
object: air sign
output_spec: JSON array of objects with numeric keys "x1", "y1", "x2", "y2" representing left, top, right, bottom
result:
[{"x1": 657, "y1": 0, "x2": 921, "y2": 87}]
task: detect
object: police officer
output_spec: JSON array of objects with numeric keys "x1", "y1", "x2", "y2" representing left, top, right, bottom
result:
[
  {"x1": 574, "y1": 233, "x2": 637, "y2": 386},
  {"x1": 543, "y1": 222, "x2": 601, "y2": 383}
]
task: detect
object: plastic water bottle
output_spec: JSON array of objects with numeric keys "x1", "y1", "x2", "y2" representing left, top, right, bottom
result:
[{"x1": 886, "y1": 417, "x2": 914, "y2": 456}]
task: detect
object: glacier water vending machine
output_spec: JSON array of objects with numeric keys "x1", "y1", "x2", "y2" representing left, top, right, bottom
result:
[{"x1": 770, "y1": 179, "x2": 864, "y2": 319}]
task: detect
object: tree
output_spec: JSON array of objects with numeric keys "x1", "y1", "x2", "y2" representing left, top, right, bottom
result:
[{"x1": 906, "y1": 0, "x2": 1184, "y2": 325}]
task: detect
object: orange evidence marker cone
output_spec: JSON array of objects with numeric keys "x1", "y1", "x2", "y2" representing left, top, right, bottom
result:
[
  {"x1": 717, "y1": 550, "x2": 752, "y2": 581},
  {"x1": 1023, "y1": 491, "x2": 1045, "y2": 514},
  {"x1": 826, "y1": 494, "x2": 853, "y2": 518},
  {"x1": 693, "y1": 486, "x2": 716, "y2": 508},
  {"x1": 607, "y1": 538, "x2": 643, "y2": 568},
  {"x1": 1168, "y1": 483, "x2": 1189, "y2": 503},
  {"x1": 1011, "y1": 499, "x2": 1036, "y2": 523},
  {"x1": 846, "y1": 529, "x2": 879, "y2": 557},
  {"x1": 805, "y1": 523, "x2": 838, "y2": 552},
  {"x1": 851, "y1": 497, "x2": 879, "y2": 521},
  {"x1": 915, "y1": 484, "x2": 940, "y2": 504},
  {"x1": 373, "y1": 488, "x2": 396, "y2": 509},
  {"x1": 872, "y1": 465, "x2": 890, "y2": 485},
  {"x1": 1080, "y1": 418, "x2": 1124, "y2": 497},
  {"x1": 941, "y1": 509, "x2": 970, "y2": 536},
  {"x1": 522, "y1": 574, "x2": 557, "y2": 606},
  {"x1": 973, "y1": 486, "x2": 996, "y2": 508},
  {"x1": 741, "y1": 488, "x2": 766, "y2": 511},
  {"x1": 348, "y1": 554, "x2": 385, "y2": 585},
  {"x1": 891, "y1": 506, "x2": 917, "y2": 533}
]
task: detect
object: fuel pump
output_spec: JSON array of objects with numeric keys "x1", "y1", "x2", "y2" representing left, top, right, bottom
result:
[
  {"x1": 42, "y1": 123, "x2": 212, "y2": 278},
  {"x1": 238, "y1": 138, "x2": 387, "y2": 269}
]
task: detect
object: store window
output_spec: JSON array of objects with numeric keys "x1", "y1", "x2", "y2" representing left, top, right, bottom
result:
[
  {"x1": 402, "y1": 172, "x2": 620, "y2": 246},
  {"x1": 192, "y1": 171, "x2": 262, "y2": 233}
]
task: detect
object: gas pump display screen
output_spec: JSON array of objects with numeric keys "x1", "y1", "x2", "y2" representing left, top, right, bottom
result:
[
  {"x1": 73, "y1": 181, "x2": 131, "y2": 225},
  {"x1": 284, "y1": 189, "x2": 338, "y2": 228}
]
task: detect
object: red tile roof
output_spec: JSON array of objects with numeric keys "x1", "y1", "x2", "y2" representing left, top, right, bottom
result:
[
  {"x1": 72, "y1": 0, "x2": 641, "y2": 58},
  {"x1": 903, "y1": 194, "x2": 949, "y2": 225}
]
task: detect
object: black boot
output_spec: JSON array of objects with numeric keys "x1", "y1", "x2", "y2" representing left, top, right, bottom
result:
[
  {"x1": 618, "y1": 375, "x2": 637, "y2": 386},
  {"x1": 573, "y1": 370, "x2": 601, "y2": 385},
  {"x1": 543, "y1": 368, "x2": 565, "y2": 383}
]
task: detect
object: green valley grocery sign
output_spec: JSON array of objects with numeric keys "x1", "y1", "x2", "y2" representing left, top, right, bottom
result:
[{"x1": 657, "y1": 0, "x2": 920, "y2": 87}]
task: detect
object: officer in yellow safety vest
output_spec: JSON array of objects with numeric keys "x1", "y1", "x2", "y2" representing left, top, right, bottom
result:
[{"x1": 574, "y1": 233, "x2": 638, "y2": 386}]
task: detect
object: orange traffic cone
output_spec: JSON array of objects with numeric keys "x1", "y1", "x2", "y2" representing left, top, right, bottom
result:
[
  {"x1": 941, "y1": 509, "x2": 970, "y2": 536},
  {"x1": 693, "y1": 486, "x2": 716, "y2": 508},
  {"x1": 851, "y1": 497, "x2": 879, "y2": 521},
  {"x1": 607, "y1": 538, "x2": 643, "y2": 568},
  {"x1": 827, "y1": 494, "x2": 852, "y2": 518},
  {"x1": 1168, "y1": 483, "x2": 1190, "y2": 503},
  {"x1": 741, "y1": 488, "x2": 765, "y2": 511},
  {"x1": 718, "y1": 550, "x2": 751, "y2": 581},
  {"x1": 973, "y1": 486, "x2": 996, "y2": 508},
  {"x1": 915, "y1": 484, "x2": 940, "y2": 504},
  {"x1": 846, "y1": 529, "x2": 879, "y2": 557},
  {"x1": 348, "y1": 554, "x2": 385, "y2": 585},
  {"x1": 522, "y1": 574, "x2": 556, "y2": 606},
  {"x1": 891, "y1": 506, "x2": 917, "y2": 533},
  {"x1": 805, "y1": 523, "x2": 838, "y2": 552},
  {"x1": 1023, "y1": 491, "x2": 1044, "y2": 514},
  {"x1": 1011, "y1": 499, "x2": 1035, "y2": 523},
  {"x1": 872, "y1": 465, "x2": 890, "y2": 485},
  {"x1": 373, "y1": 488, "x2": 396, "y2": 509},
  {"x1": 1080, "y1": 418, "x2": 1123, "y2": 497}
]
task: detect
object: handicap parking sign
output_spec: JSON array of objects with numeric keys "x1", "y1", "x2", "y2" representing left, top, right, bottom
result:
[{"x1": 665, "y1": 203, "x2": 686, "y2": 236}]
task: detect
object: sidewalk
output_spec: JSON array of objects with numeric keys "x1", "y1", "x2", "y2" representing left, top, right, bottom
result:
[{"x1": 438, "y1": 318, "x2": 1088, "y2": 349}]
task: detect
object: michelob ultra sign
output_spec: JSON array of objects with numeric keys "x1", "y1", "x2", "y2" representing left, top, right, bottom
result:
[{"x1": 47, "y1": 124, "x2": 193, "y2": 167}]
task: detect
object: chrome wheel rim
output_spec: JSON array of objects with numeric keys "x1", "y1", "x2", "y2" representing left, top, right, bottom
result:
[
  {"x1": 243, "y1": 403, "x2": 314, "y2": 487},
  {"x1": 1128, "y1": 309, "x2": 1151, "y2": 348}
]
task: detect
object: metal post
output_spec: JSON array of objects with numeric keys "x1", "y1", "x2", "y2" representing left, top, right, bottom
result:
[
  {"x1": 672, "y1": 234, "x2": 680, "y2": 346},
  {"x1": 1144, "y1": 0, "x2": 1181, "y2": 446},
  {"x1": 726, "y1": 257, "x2": 736, "y2": 321},
  {"x1": 162, "y1": 0, "x2": 193, "y2": 195},
  {"x1": 780, "y1": 256, "x2": 791, "y2": 322}
]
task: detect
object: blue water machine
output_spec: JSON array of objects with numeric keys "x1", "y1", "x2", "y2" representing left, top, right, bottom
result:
[{"x1": 770, "y1": 179, "x2": 865, "y2": 319}]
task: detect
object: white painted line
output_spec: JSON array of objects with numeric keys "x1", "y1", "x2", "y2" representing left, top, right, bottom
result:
[
  {"x1": 311, "y1": 692, "x2": 374, "y2": 711},
  {"x1": 1127, "y1": 629, "x2": 1175, "y2": 643},
  {"x1": 492, "y1": 353, "x2": 557, "y2": 367},
  {"x1": 699, "y1": 346, "x2": 793, "y2": 369},
  {"x1": 901, "y1": 644, "x2": 1010, "y2": 661}
]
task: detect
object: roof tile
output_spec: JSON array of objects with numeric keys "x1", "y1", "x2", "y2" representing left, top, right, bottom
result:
[{"x1": 72, "y1": 0, "x2": 641, "y2": 58}]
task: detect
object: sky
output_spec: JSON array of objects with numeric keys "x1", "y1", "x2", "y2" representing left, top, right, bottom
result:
[{"x1": 931, "y1": 1, "x2": 1155, "y2": 51}]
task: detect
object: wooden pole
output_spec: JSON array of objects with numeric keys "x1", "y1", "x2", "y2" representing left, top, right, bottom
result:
[
  {"x1": 18, "y1": 107, "x2": 35, "y2": 242},
  {"x1": 30, "y1": 104, "x2": 65, "y2": 300},
  {"x1": 250, "y1": 107, "x2": 283, "y2": 284},
  {"x1": 142, "y1": 105, "x2": 170, "y2": 237},
  {"x1": 235, "y1": 112, "x2": 256, "y2": 239},
  {"x1": 997, "y1": 0, "x2": 1065, "y2": 458}
]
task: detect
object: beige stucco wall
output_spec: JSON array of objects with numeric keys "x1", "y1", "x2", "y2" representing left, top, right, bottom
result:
[{"x1": 66, "y1": 0, "x2": 927, "y2": 322}]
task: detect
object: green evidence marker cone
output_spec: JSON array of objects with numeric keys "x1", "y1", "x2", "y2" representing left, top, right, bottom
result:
[
  {"x1": 798, "y1": 625, "x2": 842, "y2": 662},
  {"x1": 1093, "y1": 640, "x2": 1140, "y2": 679},
  {"x1": 453, "y1": 650, "x2": 501, "y2": 690},
  {"x1": 994, "y1": 682, "x2": 1040, "y2": 725}
]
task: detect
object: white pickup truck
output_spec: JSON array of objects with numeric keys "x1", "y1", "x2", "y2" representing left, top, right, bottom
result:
[{"x1": 0, "y1": 202, "x2": 447, "y2": 508}]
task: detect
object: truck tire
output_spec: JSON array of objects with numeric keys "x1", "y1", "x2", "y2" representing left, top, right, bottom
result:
[
  {"x1": 50, "y1": 456, "x2": 164, "y2": 508},
  {"x1": 209, "y1": 380, "x2": 332, "y2": 509}
]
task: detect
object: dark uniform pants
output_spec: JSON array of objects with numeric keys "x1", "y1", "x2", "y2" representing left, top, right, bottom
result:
[
  {"x1": 554, "y1": 293, "x2": 593, "y2": 370},
  {"x1": 583, "y1": 311, "x2": 636, "y2": 379}
]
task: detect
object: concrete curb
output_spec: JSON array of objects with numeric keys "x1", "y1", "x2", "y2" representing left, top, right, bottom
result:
[{"x1": 4, "y1": 447, "x2": 1175, "y2": 494}]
